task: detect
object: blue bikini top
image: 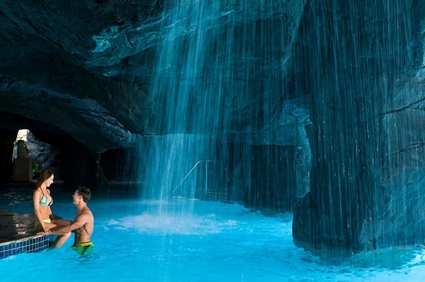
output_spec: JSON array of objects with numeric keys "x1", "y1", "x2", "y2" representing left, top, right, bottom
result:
[{"x1": 39, "y1": 189, "x2": 53, "y2": 207}]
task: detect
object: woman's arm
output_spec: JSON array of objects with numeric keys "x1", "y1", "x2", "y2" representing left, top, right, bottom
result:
[
  {"x1": 50, "y1": 214, "x2": 88, "y2": 235},
  {"x1": 33, "y1": 190, "x2": 47, "y2": 231}
]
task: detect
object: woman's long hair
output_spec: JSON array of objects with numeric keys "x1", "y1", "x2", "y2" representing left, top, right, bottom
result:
[{"x1": 36, "y1": 169, "x2": 53, "y2": 188}]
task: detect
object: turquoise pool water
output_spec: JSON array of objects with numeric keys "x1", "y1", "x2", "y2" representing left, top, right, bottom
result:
[{"x1": 1, "y1": 196, "x2": 425, "y2": 282}]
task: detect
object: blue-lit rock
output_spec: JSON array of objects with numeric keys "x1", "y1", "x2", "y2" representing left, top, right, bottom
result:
[
  {"x1": 1, "y1": 0, "x2": 425, "y2": 255},
  {"x1": 0, "y1": 76, "x2": 136, "y2": 152},
  {"x1": 292, "y1": 0, "x2": 425, "y2": 253},
  {"x1": 0, "y1": 1, "x2": 160, "y2": 150}
]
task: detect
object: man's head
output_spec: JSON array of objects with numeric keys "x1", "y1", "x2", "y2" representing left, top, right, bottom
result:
[{"x1": 73, "y1": 186, "x2": 91, "y2": 206}]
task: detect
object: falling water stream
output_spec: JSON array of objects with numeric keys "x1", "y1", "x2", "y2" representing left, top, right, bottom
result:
[
  {"x1": 138, "y1": 0, "x2": 307, "y2": 211},
  {"x1": 3, "y1": 0, "x2": 425, "y2": 281}
]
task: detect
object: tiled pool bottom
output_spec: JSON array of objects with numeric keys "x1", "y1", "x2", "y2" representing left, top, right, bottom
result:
[
  {"x1": 0, "y1": 235, "x2": 51, "y2": 259},
  {"x1": 2, "y1": 198, "x2": 425, "y2": 282}
]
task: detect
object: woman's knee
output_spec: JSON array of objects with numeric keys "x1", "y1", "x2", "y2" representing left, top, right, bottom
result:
[{"x1": 62, "y1": 232, "x2": 71, "y2": 239}]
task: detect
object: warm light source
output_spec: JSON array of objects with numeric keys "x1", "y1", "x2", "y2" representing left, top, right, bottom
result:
[{"x1": 16, "y1": 129, "x2": 29, "y2": 142}]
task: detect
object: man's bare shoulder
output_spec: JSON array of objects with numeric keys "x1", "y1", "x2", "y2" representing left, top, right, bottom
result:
[
  {"x1": 82, "y1": 207, "x2": 94, "y2": 219},
  {"x1": 76, "y1": 208, "x2": 91, "y2": 220}
]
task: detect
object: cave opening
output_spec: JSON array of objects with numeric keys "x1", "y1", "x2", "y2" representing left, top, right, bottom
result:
[
  {"x1": 0, "y1": 112, "x2": 97, "y2": 191},
  {"x1": 11, "y1": 128, "x2": 56, "y2": 183},
  {"x1": 2, "y1": 0, "x2": 425, "y2": 280}
]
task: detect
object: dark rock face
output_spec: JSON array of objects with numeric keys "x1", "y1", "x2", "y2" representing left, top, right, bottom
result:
[
  {"x1": 0, "y1": 133, "x2": 15, "y2": 184},
  {"x1": 0, "y1": 1, "x2": 162, "y2": 152},
  {"x1": 292, "y1": 0, "x2": 425, "y2": 253},
  {"x1": 0, "y1": 77, "x2": 136, "y2": 152},
  {"x1": 0, "y1": 0, "x2": 307, "y2": 149},
  {"x1": 241, "y1": 145, "x2": 298, "y2": 212},
  {"x1": 0, "y1": 112, "x2": 98, "y2": 189},
  {"x1": 24, "y1": 131, "x2": 57, "y2": 171},
  {"x1": 2, "y1": 0, "x2": 425, "y2": 254}
]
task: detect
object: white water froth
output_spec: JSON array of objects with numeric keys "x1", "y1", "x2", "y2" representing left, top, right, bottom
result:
[{"x1": 108, "y1": 213, "x2": 238, "y2": 235}]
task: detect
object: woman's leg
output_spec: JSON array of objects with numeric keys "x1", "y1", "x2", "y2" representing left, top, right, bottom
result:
[
  {"x1": 37, "y1": 219, "x2": 56, "y2": 232},
  {"x1": 54, "y1": 232, "x2": 71, "y2": 248},
  {"x1": 52, "y1": 218, "x2": 71, "y2": 227},
  {"x1": 44, "y1": 222, "x2": 57, "y2": 231}
]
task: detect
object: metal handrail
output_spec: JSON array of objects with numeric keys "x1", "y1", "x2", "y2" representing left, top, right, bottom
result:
[{"x1": 172, "y1": 160, "x2": 213, "y2": 194}]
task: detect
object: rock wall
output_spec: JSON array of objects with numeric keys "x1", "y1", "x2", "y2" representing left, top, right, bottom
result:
[
  {"x1": 2, "y1": 0, "x2": 425, "y2": 254},
  {"x1": 292, "y1": 0, "x2": 425, "y2": 253}
]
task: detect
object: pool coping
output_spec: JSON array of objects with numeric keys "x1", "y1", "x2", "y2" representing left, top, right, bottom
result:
[{"x1": 0, "y1": 234, "x2": 51, "y2": 259}]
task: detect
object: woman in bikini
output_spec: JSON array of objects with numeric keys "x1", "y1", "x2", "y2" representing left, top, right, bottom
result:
[{"x1": 33, "y1": 169, "x2": 68, "y2": 231}]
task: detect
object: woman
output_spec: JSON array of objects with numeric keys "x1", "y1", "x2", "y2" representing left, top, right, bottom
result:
[{"x1": 33, "y1": 169, "x2": 67, "y2": 231}]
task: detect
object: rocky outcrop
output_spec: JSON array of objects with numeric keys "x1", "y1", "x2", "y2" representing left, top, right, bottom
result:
[
  {"x1": 0, "y1": 0, "x2": 308, "y2": 150},
  {"x1": 0, "y1": 1, "x2": 161, "y2": 151},
  {"x1": 3, "y1": 0, "x2": 425, "y2": 255},
  {"x1": 361, "y1": 78, "x2": 425, "y2": 250},
  {"x1": 292, "y1": 0, "x2": 425, "y2": 253},
  {"x1": 0, "y1": 76, "x2": 136, "y2": 152}
]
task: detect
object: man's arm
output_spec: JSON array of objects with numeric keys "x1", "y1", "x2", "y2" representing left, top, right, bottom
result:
[{"x1": 49, "y1": 213, "x2": 88, "y2": 235}]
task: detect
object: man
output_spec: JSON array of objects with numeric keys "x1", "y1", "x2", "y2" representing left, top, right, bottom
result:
[{"x1": 48, "y1": 186, "x2": 94, "y2": 254}]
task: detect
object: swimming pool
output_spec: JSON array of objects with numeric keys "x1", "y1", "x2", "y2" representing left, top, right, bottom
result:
[{"x1": 1, "y1": 196, "x2": 425, "y2": 282}]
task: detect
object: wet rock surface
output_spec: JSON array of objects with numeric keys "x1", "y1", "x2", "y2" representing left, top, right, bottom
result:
[
  {"x1": 0, "y1": 0, "x2": 306, "y2": 149},
  {"x1": 292, "y1": 0, "x2": 425, "y2": 253},
  {"x1": 1, "y1": 0, "x2": 425, "y2": 254}
]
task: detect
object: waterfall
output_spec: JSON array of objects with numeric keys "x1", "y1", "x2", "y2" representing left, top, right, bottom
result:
[
  {"x1": 138, "y1": 0, "x2": 308, "y2": 211},
  {"x1": 140, "y1": 1, "x2": 228, "y2": 205}
]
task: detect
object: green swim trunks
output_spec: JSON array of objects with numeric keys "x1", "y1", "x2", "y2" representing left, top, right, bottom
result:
[{"x1": 72, "y1": 241, "x2": 94, "y2": 255}]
